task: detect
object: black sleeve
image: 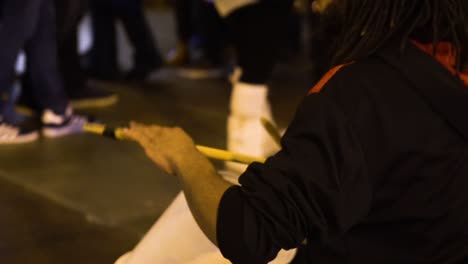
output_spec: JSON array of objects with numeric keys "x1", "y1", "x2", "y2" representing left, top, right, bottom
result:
[{"x1": 217, "y1": 93, "x2": 372, "y2": 264}]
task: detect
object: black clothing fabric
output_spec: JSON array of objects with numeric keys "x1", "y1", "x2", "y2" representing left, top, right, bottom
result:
[
  {"x1": 226, "y1": 0, "x2": 293, "y2": 84},
  {"x1": 217, "y1": 41, "x2": 468, "y2": 263}
]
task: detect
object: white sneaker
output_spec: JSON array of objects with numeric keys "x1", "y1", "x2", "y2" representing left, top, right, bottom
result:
[
  {"x1": 0, "y1": 119, "x2": 39, "y2": 144},
  {"x1": 41, "y1": 107, "x2": 88, "y2": 138}
]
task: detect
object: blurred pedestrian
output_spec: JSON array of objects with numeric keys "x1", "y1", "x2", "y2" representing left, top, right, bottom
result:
[
  {"x1": 87, "y1": 0, "x2": 163, "y2": 81},
  {"x1": 0, "y1": 0, "x2": 91, "y2": 144}
]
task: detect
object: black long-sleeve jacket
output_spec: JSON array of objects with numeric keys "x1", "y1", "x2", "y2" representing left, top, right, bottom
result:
[{"x1": 217, "y1": 41, "x2": 468, "y2": 264}]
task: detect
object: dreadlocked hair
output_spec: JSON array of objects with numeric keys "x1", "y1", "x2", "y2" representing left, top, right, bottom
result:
[{"x1": 331, "y1": 0, "x2": 468, "y2": 71}]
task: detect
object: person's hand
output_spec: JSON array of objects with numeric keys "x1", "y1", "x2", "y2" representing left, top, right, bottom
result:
[{"x1": 124, "y1": 122, "x2": 199, "y2": 175}]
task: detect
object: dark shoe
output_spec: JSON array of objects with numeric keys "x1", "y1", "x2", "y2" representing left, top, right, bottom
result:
[
  {"x1": 41, "y1": 107, "x2": 89, "y2": 138},
  {"x1": 68, "y1": 84, "x2": 119, "y2": 109}
]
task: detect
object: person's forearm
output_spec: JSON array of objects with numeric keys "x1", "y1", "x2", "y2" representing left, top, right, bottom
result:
[{"x1": 174, "y1": 150, "x2": 233, "y2": 246}]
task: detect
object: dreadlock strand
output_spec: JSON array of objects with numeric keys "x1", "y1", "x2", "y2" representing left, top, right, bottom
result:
[{"x1": 330, "y1": 0, "x2": 467, "y2": 71}]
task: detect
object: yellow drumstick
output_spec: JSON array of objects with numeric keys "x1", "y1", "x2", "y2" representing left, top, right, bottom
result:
[
  {"x1": 260, "y1": 117, "x2": 282, "y2": 147},
  {"x1": 83, "y1": 123, "x2": 266, "y2": 164},
  {"x1": 195, "y1": 146, "x2": 266, "y2": 164}
]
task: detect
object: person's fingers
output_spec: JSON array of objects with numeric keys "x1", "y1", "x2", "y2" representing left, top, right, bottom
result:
[
  {"x1": 125, "y1": 127, "x2": 148, "y2": 144},
  {"x1": 122, "y1": 128, "x2": 138, "y2": 141},
  {"x1": 142, "y1": 125, "x2": 165, "y2": 142},
  {"x1": 136, "y1": 138, "x2": 170, "y2": 171},
  {"x1": 136, "y1": 133, "x2": 155, "y2": 151},
  {"x1": 129, "y1": 123, "x2": 171, "y2": 144},
  {"x1": 130, "y1": 121, "x2": 145, "y2": 129},
  {"x1": 126, "y1": 122, "x2": 146, "y2": 137},
  {"x1": 128, "y1": 123, "x2": 158, "y2": 143},
  {"x1": 144, "y1": 148, "x2": 174, "y2": 175},
  {"x1": 129, "y1": 122, "x2": 161, "y2": 143},
  {"x1": 125, "y1": 122, "x2": 175, "y2": 174},
  {"x1": 125, "y1": 127, "x2": 153, "y2": 150},
  {"x1": 130, "y1": 122, "x2": 159, "y2": 132}
]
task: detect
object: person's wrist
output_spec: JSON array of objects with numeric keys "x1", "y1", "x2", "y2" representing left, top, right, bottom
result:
[{"x1": 172, "y1": 146, "x2": 212, "y2": 177}]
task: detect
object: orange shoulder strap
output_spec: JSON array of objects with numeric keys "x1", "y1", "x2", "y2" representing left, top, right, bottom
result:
[{"x1": 308, "y1": 63, "x2": 351, "y2": 94}]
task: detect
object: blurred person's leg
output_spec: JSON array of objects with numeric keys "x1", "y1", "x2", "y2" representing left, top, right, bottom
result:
[
  {"x1": 19, "y1": 0, "x2": 84, "y2": 112},
  {"x1": 166, "y1": 0, "x2": 194, "y2": 66},
  {"x1": 112, "y1": 0, "x2": 163, "y2": 81},
  {"x1": 219, "y1": 0, "x2": 294, "y2": 173},
  {"x1": 174, "y1": 0, "x2": 194, "y2": 43},
  {"x1": 196, "y1": 0, "x2": 226, "y2": 67},
  {"x1": 24, "y1": 0, "x2": 91, "y2": 138},
  {"x1": 18, "y1": 0, "x2": 118, "y2": 110},
  {"x1": 0, "y1": 0, "x2": 42, "y2": 115},
  {"x1": 88, "y1": 0, "x2": 120, "y2": 80},
  {"x1": 0, "y1": 0, "x2": 44, "y2": 143},
  {"x1": 24, "y1": 0, "x2": 68, "y2": 114},
  {"x1": 55, "y1": 0, "x2": 87, "y2": 95},
  {"x1": 54, "y1": 0, "x2": 118, "y2": 108},
  {"x1": 176, "y1": 0, "x2": 227, "y2": 79}
]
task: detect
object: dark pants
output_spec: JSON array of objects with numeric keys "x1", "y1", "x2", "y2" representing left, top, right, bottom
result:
[
  {"x1": 0, "y1": 0, "x2": 68, "y2": 117},
  {"x1": 195, "y1": 0, "x2": 227, "y2": 65},
  {"x1": 21, "y1": 0, "x2": 88, "y2": 110},
  {"x1": 170, "y1": 0, "x2": 226, "y2": 64},
  {"x1": 173, "y1": 0, "x2": 194, "y2": 43},
  {"x1": 54, "y1": 0, "x2": 88, "y2": 94},
  {"x1": 89, "y1": 0, "x2": 161, "y2": 73},
  {"x1": 226, "y1": 0, "x2": 294, "y2": 84}
]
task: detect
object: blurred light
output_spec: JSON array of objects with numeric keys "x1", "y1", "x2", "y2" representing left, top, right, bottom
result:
[{"x1": 78, "y1": 15, "x2": 93, "y2": 55}]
